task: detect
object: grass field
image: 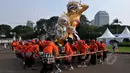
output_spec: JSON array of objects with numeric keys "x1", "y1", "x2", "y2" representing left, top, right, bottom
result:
[{"x1": 107, "y1": 46, "x2": 130, "y2": 52}]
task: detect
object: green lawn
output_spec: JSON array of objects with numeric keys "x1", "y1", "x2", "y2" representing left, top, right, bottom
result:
[{"x1": 107, "y1": 46, "x2": 130, "y2": 52}]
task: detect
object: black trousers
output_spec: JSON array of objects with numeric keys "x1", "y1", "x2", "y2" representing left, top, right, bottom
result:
[
  {"x1": 64, "y1": 59, "x2": 71, "y2": 65},
  {"x1": 103, "y1": 51, "x2": 107, "y2": 61},
  {"x1": 40, "y1": 63, "x2": 54, "y2": 73},
  {"x1": 89, "y1": 53, "x2": 96, "y2": 65},
  {"x1": 24, "y1": 55, "x2": 35, "y2": 68},
  {"x1": 16, "y1": 53, "x2": 23, "y2": 59}
]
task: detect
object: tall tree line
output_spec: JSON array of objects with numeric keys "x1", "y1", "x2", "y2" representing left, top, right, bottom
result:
[{"x1": 0, "y1": 16, "x2": 130, "y2": 40}]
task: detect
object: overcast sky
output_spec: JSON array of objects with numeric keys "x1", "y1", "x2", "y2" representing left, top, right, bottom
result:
[{"x1": 0, "y1": 0, "x2": 130, "y2": 28}]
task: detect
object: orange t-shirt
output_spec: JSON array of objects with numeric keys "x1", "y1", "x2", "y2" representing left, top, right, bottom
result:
[
  {"x1": 64, "y1": 42, "x2": 74, "y2": 55},
  {"x1": 26, "y1": 44, "x2": 34, "y2": 53},
  {"x1": 11, "y1": 41, "x2": 17, "y2": 47},
  {"x1": 100, "y1": 43, "x2": 107, "y2": 50},
  {"x1": 14, "y1": 43, "x2": 22, "y2": 51},
  {"x1": 33, "y1": 44, "x2": 39, "y2": 51},
  {"x1": 22, "y1": 43, "x2": 29, "y2": 53},
  {"x1": 43, "y1": 41, "x2": 59, "y2": 55},
  {"x1": 75, "y1": 40, "x2": 88, "y2": 55},
  {"x1": 89, "y1": 43, "x2": 98, "y2": 52}
]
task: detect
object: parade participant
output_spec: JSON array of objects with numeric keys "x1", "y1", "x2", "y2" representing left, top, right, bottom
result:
[
  {"x1": 75, "y1": 40, "x2": 89, "y2": 67},
  {"x1": 63, "y1": 38, "x2": 74, "y2": 70},
  {"x1": 23, "y1": 42, "x2": 29, "y2": 69},
  {"x1": 96, "y1": 41, "x2": 103, "y2": 64},
  {"x1": 89, "y1": 39, "x2": 98, "y2": 65},
  {"x1": 13, "y1": 41, "x2": 23, "y2": 59},
  {"x1": 37, "y1": 40, "x2": 44, "y2": 52},
  {"x1": 23, "y1": 42, "x2": 37, "y2": 70},
  {"x1": 31, "y1": 40, "x2": 39, "y2": 58},
  {"x1": 11, "y1": 40, "x2": 18, "y2": 51},
  {"x1": 40, "y1": 37, "x2": 59, "y2": 73},
  {"x1": 69, "y1": 40, "x2": 77, "y2": 62},
  {"x1": 100, "y1": 41, "x2": 108, "y2": 61},
  {"x1": 30, "y1": 40, "x2": 40, "y2": 69}
]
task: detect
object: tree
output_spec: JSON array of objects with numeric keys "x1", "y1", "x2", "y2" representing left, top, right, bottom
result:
[
  {"x1": 46, "y1": 16, "x2": 59, "y2": 37},
  {"x1": 111, "y1": 18, "x2": 123, "y2": 34},
  {"x1": 36, "y1": 18, "x2": 47, "y2": 35},
  {"x1": 0, "y1": 24, "x2": 12, "y2": 38},
  {"x1": 76, "y1": 15, "x2": 93, "y2": 40},
  {"x1": 36, "y1": 16, "x2": 59, "y2": 37},
  {"x1": 111, "y1": 18, "x2": 122, "y2": 25},
  {"x1": 80, "y1": 15, "x2": 90, "y2": 25},
  {"x1": 27, "y1": 20, "x2": 34, "y2": 24},
  {"x1": 11, "y1": 25, "x2": 34, "y2": 39}
]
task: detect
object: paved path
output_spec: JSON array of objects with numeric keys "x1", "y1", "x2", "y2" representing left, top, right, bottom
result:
[{"x1": 0, "y1": 50, "x2": 130, "y2": 73}]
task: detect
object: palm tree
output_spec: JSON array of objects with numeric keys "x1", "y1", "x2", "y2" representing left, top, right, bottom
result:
[
  {"x1": 111, "y1": 18, "x2": 122, "y2": 25},
  {"x1": 111, "y1": 18, "x2": 122, "y2": 34}
]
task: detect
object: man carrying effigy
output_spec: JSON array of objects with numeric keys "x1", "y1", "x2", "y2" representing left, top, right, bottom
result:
[
  {"x1": 75, "y1": 40, "x2": 89, "y2": 67},
  {"x1": 89, "y1": 39, "x2": 98, "y2": 65},
  {"x1": 23, "y1": 41, "x2": 37, "y2": 70},
  {"x1": 40, "y1": 37, "x2": 59, "y2": 73},
  {"x1": 62, "y1": 37, "x2": 74, "y2": 70},
  {"x1": 96, "y1": 41, "x2": 103, "y2": 64},
  {"x1": 100, "y1": 41, "x2": 108, "y2": 62},
  {"x1": 12, "y1": 40, "x2": 23, "y2": 60}
]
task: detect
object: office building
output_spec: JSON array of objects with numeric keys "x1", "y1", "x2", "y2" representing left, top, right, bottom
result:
[{"x1": 94, "y1": 11, "x2": 109, "y2": 26}]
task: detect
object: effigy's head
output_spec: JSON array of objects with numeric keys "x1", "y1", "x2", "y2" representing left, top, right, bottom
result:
[
  {"x1": 67, "y1": 1, "x2": 79, "y2": 13},
  {"x1": 57, "y1": 14, "x2": 70, "y2": 26}
]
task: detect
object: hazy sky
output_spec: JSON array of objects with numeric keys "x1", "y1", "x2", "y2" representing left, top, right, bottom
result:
[{"x1": 0, "y1": 0, "x2": 130, "y2": 28}]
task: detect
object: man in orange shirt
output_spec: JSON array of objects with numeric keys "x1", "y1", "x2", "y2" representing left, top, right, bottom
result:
[
  {"x1": 100, "y1": 41, "x2": 108, "y2": 61},
  {"x1": 33, "y1": 41, "x2": 40, "y2": 58},
  {"x1": 23, "y1": 42, "x2": 36, "y2": 70},
  {"x1": 75, "y1": 40, "x2": 89, "y2": 67},
  {"x1": 12, "y1": 41, "x2": 23, "y2": 60},
  {"x1": 30, "y1": 40, "x2": 40, "y2": 69},
  {"x1": 40, "y1": 37, "x2": 59, "y2": 73},
  {"x1": 96, "y1": 41, "x2": 103, "y2": 64},
  {"x1": 89, "y1": 39, "x2": 98, "y2": 65},
  {"x1": 11, "y1": 40, "x2": 18, "y2": 51},
  {"x1": 63, "y1": 38, "x2": 74, "y2": 70}
]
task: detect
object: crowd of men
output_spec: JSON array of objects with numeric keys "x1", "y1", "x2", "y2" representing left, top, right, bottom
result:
[{"x1": 11, "y1": 37, "x2": 108, "y2": 73}]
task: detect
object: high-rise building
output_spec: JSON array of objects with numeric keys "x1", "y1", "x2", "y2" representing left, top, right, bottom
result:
[
  {"x1": 90, "y1": 19, "x2": 95, "y2": 25},
  {"x1": 26, "y1": 20, "x2": 34, "y2": 28},
  {"x1": 94, "y1": 11, "x2": 109, "y2": 26}
]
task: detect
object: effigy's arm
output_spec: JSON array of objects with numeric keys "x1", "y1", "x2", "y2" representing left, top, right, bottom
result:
[{"x1": 78, "y1": 4, "x2": 89, "y2": 14}]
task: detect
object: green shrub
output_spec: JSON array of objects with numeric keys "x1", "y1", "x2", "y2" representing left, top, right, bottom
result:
[{"x1": 118, "y1": 42, "x2": 130, "y2": 47}]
